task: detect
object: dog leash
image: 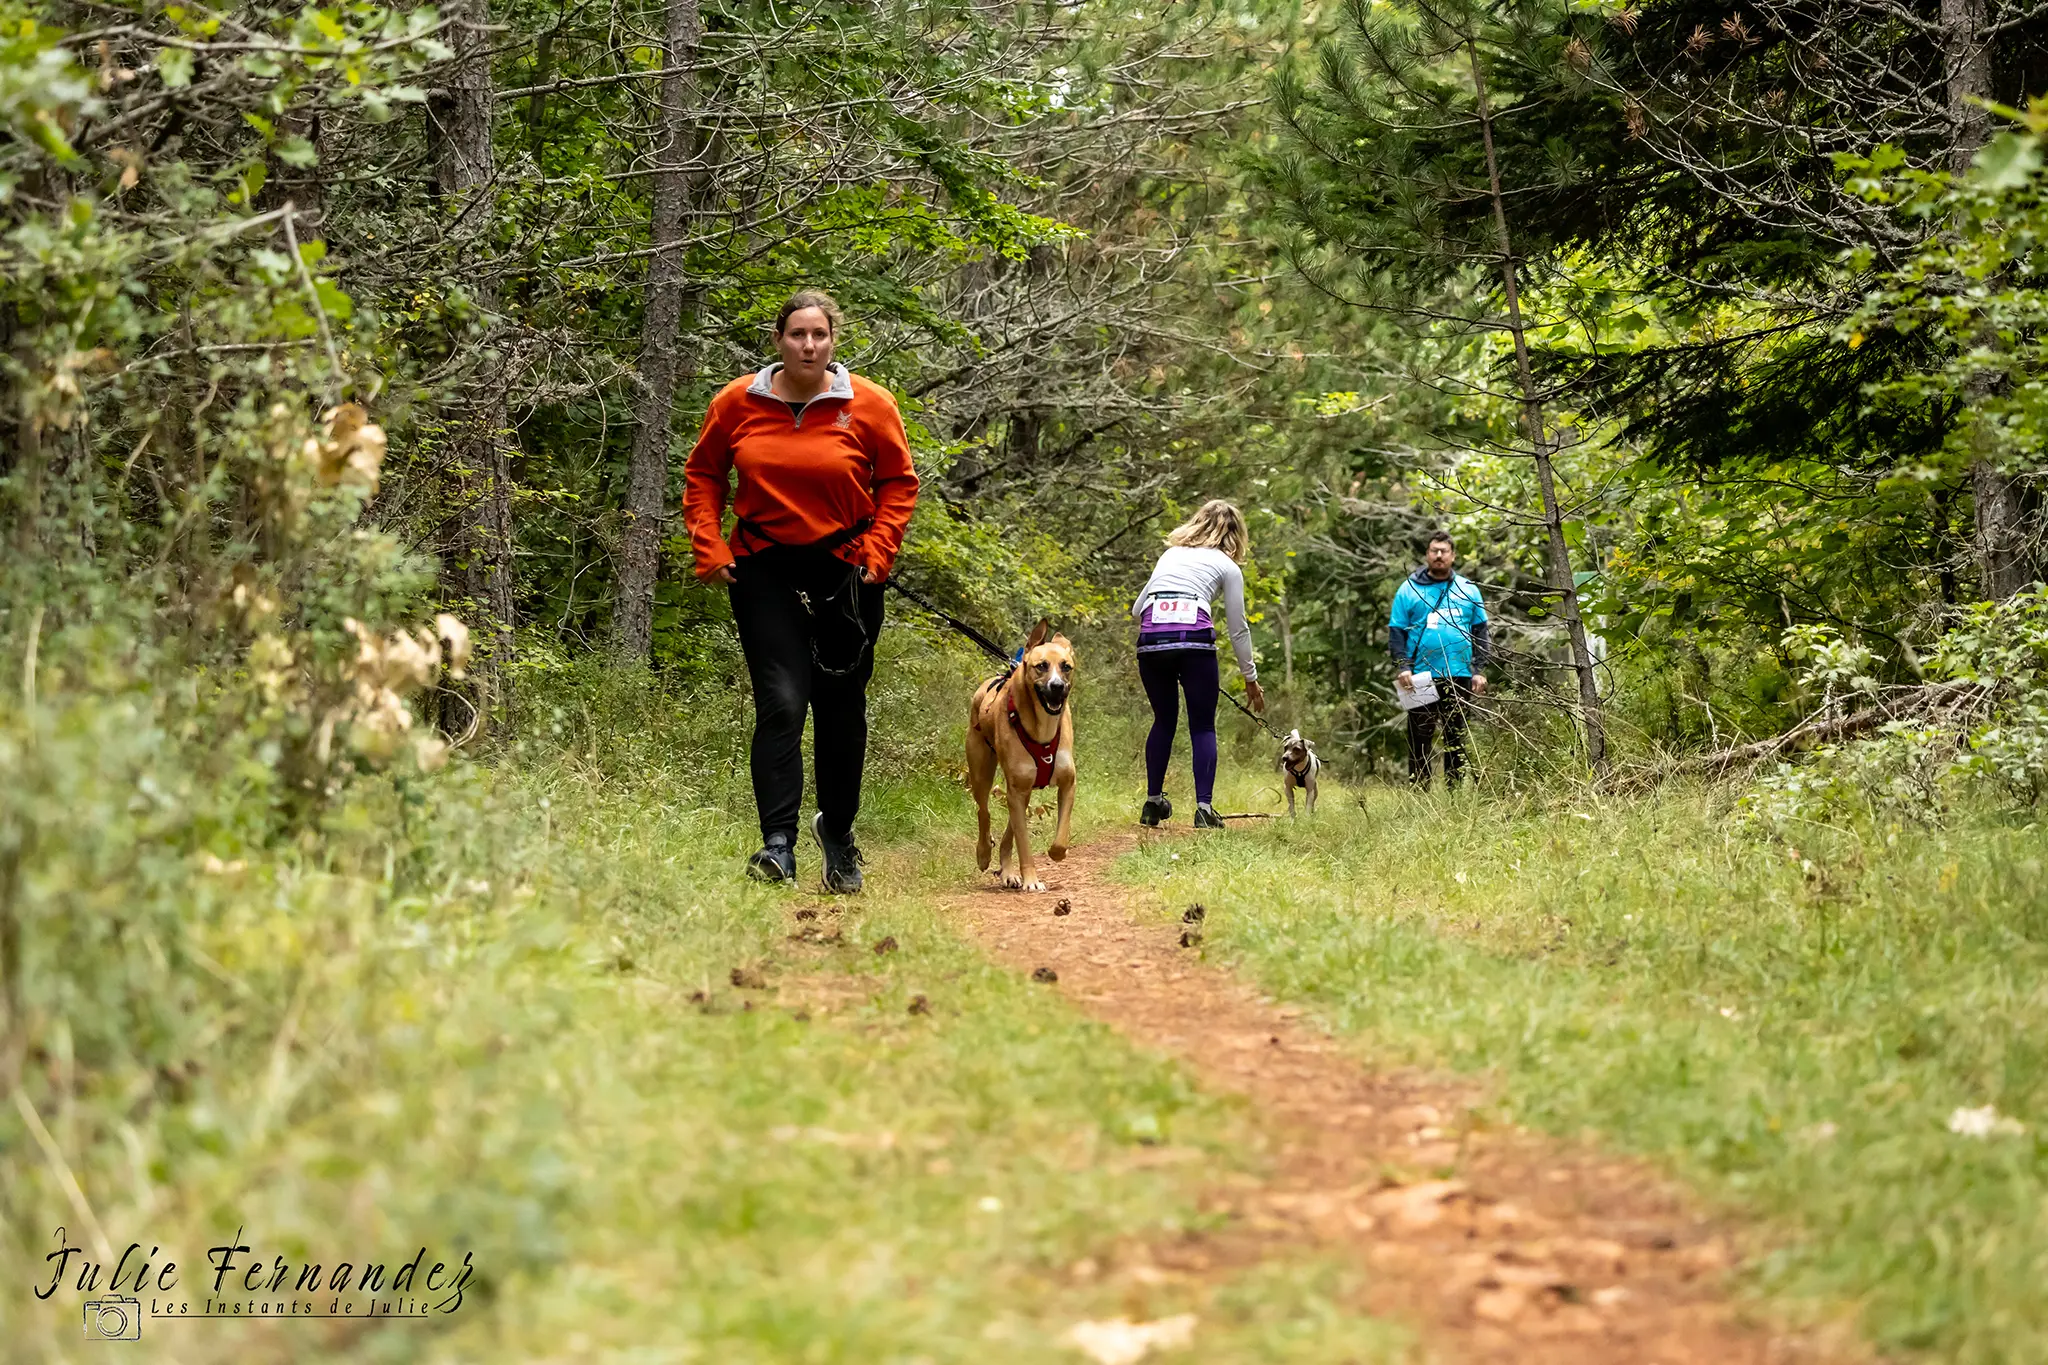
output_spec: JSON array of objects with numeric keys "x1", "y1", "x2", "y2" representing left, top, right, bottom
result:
[
  {"x1": 884, "y1": 577, "x2": 1016, "y2": 663},
  {"x1": 1223, "y1": 686, "x2": 1284, "y2": 741}
]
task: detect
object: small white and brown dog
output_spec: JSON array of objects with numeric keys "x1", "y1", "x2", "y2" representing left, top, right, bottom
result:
[{"x1": 1278, "y1": 728, "x2": 1319, "y2": 816}]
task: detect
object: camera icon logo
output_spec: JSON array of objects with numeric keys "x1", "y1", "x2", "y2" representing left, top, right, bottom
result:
[{"x1": 83, "y1": 1296, "x2": 142, "y2": 1340}]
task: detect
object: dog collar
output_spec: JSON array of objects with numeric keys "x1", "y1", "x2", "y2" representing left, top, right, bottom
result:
[{"x1": 1006, "y1": 698, "x2": 1058, "y2": 789}]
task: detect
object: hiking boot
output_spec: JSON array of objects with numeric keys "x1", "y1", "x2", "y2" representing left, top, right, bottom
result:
[
  {"x1": 1139, "y1": 793, "x2": 1173, "y2": 827},
  {"x1": 1193, "y1": 803, "x2": 1225, "y2": 830},
  {"x1": 746, "y1": 833, "x2": 796, "y2": 883},
  {"x1": 812, "y1": 812, "x2": 865, "y2": 895}
]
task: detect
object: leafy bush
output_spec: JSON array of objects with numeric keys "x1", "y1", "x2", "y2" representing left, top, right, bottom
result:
[
  {"x1": 0, "y1": 12, "x2": 481, "y2": 1236},
  {"x1": 1740, "y1": 589, "x2": 2048, "y2": 831},
  {"x1": 1740, "y1": 721, "x2": 1955, "y2": 831},
  {"x1": 0, "y1": 400, "x2": 470, "y2": 1101},
  {"x1": 1957, "y1": 701, "x2": 2048, "y2": 804},
  {"x1": 1942, "y1": 591, "x2": 2048, "y2": 801}
]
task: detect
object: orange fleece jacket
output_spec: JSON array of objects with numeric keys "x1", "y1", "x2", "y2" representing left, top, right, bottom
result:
[{"x1": 682, "y1": 367, "x2": 920, "y2": 581}]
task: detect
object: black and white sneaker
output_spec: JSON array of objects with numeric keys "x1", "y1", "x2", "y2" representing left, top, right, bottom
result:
[
  {"x1": 1193, "y1": 803, "x2": 1225, "y2": 830},
  {"x1": 1139, "y1": 793, "x2": 1173, "y2": 827},
  {"x1": 812, "y1": 813, "x2": 865, "y2": 895},
  {"x1": 746, "y1": 833, "x2": 796, "y2": 883}
]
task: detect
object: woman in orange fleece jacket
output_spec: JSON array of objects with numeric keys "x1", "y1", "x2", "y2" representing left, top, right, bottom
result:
[{"x1": 683, "y1": 290, "x2": 919, "y2": 893}]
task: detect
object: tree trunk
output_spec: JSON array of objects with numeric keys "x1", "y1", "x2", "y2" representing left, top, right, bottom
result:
[
  {"x1": 528, "y1": 27, "x2": 556, "y2": 138},
  {"x1": 1973, "y1": 460, "x2": 2031, "y2": 598},
  {"x1": 613, "y1": 0, "x2": 704, "y2": 660},
  {"x1": 1944, "y1": 0, "x2": 2032, "y2": 597},
  {"x1": 428, "y1": 0, "x2": 517, "y2": 713},
  {"x1": 1468, "y1": 44, "x2": 1608, "y2": 772},
  {"x1": 1942, "y1": 0, "x2": 1992, "y2": 174}
]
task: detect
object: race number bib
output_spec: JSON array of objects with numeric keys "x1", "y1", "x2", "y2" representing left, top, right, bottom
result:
[{"x1": 1151, "y1": 598, "x2": 1200, "y2": 625}]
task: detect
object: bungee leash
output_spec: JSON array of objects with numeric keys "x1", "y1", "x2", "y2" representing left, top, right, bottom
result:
[
  {"x1": 1223, "y1": 686, "x2": 1283, "y2": 741},
  {"x1": 884, "y1": 577, "x2": 1015, "y2": 663}
]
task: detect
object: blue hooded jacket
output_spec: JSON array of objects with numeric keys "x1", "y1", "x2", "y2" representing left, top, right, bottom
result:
[{"x1": 1387, "y1": 567, "x2": 1490, "y2": 680}]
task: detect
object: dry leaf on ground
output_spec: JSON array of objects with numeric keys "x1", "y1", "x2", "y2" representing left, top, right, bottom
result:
[
  {"x1": 1062, "y1": 1314, "x2": 1197, "y2": 1365},
  {"x1": 1948, "y1": 1104, "x2": 2026, "y2": 1138},
  {"x1": 1367, "y1": 1179, "x2": 1467, "y2": 1230}
]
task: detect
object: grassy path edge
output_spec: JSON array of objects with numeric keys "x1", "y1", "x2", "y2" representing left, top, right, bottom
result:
[{"x1": 947, "y1": 829, "x2": 1855, "y2": 1365}]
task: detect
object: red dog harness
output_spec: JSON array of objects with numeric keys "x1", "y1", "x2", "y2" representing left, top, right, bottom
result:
[{"x1": 1006, "y1": 698, "x2": 1059, "y2": 789}]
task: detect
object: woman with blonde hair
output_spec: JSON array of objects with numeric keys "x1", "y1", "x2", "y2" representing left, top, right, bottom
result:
[{"x1": 1130, "y1": 499, "x2": 1264, "y2": 828}]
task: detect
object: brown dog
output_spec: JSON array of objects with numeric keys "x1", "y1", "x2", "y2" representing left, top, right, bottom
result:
[{"x1": 966, "y1": 619, "x2": 1076, "y2": 891}]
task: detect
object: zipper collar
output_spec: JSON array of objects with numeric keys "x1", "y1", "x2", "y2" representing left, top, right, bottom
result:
[{"x1": 748, "y1": 361, "x2": 854, "y2": 406}]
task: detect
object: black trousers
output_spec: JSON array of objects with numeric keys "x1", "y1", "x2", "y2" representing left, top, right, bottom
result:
[
  {"x1": 728, "y1": 547, "x2": 884, "y2": 843},
  {"x1": 1406, "y1": 675, "x2": 1474, "y2": 788}
]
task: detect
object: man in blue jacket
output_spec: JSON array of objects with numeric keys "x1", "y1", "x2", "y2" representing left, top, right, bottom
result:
[{"x1": 1388, "y1": 531, "x2": 1491, "y2": 788}]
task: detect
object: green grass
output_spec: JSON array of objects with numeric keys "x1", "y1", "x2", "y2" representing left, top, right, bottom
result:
[
  {"x1": 1115, "y1": 768, "x2": 2048, "y2": 1362},
  {"x1": 37, "y1": 622, "x2": 2047, "y2": 1363},
  {"x1": 5, "y1": 691, "x2": 1406, "y2": 1364}
]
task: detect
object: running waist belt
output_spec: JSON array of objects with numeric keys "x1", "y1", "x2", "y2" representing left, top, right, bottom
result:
[
  {"x1": 731, "y1": 527, "x2": 876, "y2": 678},
  {"x1": 1135, "y1": 627, "x2": 1217, "y2": 648}
]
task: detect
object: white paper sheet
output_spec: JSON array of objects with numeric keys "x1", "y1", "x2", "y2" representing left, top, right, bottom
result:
[{"x1": 1394, "y1": 671, "x2": 1439, "y2": 711}]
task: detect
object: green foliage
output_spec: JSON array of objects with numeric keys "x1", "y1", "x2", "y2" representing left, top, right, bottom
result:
[
  {"x1": 1938, "y1": 591, "x2": 2048, "y2": 803},
  {"x1": 1262, "y1": 0, "x2": 1617, "y2": 310},
  {"x1": 1846, "y1": 101, "x2": 2048, "y2": 490},
  {"x1": 1741, "y1": 591, "x2": 2048, "y2": 831},
  {"x1": 0, "y1": 8, "x2": 497, "y2": 1241},
  {"x1": 1741, "y1": 722, "x2": 1955, "y2": 832}
]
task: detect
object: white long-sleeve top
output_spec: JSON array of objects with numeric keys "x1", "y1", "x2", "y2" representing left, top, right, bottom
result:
[{"x1": 1131, "y1": 544, "x2": 1257, "y2": 682}]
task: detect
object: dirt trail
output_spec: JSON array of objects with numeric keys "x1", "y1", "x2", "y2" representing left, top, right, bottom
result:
[{"x1": 948, "y1": 830, "x2": 1852, "y2": 1365}]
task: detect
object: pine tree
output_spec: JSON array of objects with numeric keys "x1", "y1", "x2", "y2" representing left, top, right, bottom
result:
[{"x1": 1552, "y1": 0, "x2": 2048, "y2": 601}]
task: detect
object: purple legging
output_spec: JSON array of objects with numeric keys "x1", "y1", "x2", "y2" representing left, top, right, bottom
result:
[{"x1": 1139, "y1": 648, "x2": 1220, "y2": 804}]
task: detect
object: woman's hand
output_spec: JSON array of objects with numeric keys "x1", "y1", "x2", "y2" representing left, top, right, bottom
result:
[
  {"x1": 1246, "y1": 679, "x2": 1266, "y2": 714},
  {"x1": 860, "y1": 565, "x2": 883, "y2": 585},
  {"x1": 709, "y1": 564, "x2": 738, "y2": 586}
]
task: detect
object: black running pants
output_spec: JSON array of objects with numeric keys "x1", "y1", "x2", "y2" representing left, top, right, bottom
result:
[
  {"x1": 728, "y1": 547, "x2": 885, "y2": 843},
  {"x1": 1406, "y1": 675, "x2": 1474, "y2": 788}
]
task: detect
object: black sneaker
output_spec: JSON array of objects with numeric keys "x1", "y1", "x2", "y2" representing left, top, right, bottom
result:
[
  {"x1": 1139, "y1": 794, "x2": 1173, "y2": 827},
  {"x1": 1193, "y1": 803, "x2": 1224, "y2": 830},
  {"x1": 812, "y1": 813, "x2": 864, "y2": 895},
  {"x1": 746, "y1": 833, "x2": 796, "y2": 883}
]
